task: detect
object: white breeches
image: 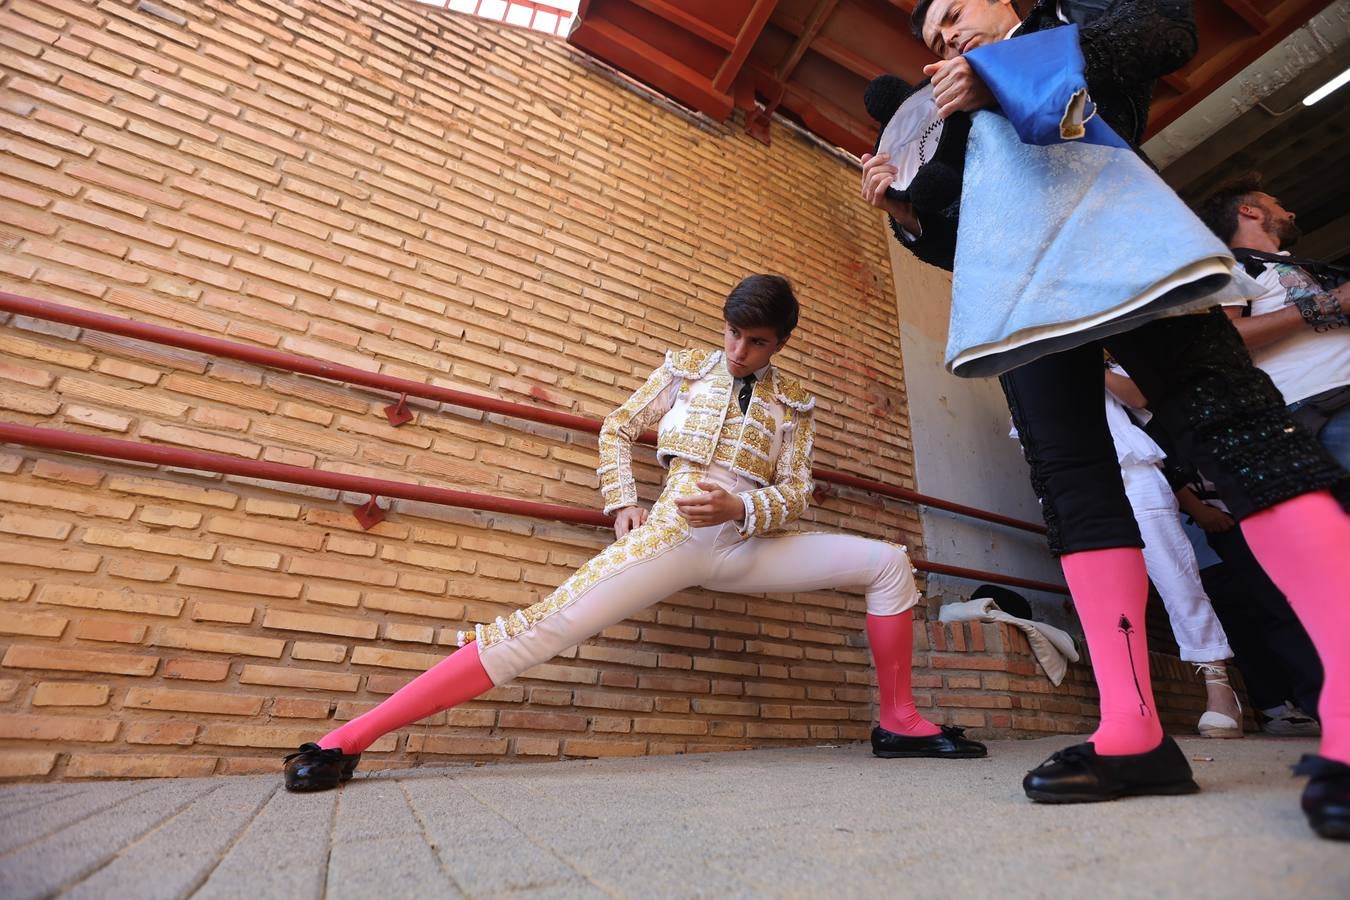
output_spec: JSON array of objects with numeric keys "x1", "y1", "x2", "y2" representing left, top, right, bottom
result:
[
  {"x1": 1121, "y1": 464, "x2": 1232, "y2": 662},
  {"x1": 474, "y1": 464, "x2": 919, "y2": 686}
]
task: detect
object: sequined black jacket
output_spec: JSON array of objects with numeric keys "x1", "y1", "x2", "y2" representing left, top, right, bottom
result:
[{"x1": 893, "y1": 0, "x2": 1198, "y2": 271}]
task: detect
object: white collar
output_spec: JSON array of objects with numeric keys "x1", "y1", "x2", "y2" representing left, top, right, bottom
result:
[{"x1": 739, "y1": 363, "x2": 771, "y2": 383}]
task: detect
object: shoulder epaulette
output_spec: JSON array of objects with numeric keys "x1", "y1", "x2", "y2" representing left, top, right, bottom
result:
[
  {"x1": 665, "y1": 347, "x2": 722, "y2": 379},
  {"x1": 771, "y1": 370, "x2": 816, "y2": 412}
]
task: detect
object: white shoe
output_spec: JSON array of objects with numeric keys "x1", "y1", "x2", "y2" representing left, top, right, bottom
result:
[{"x1": 1196, "y1": 662, "x2": 1244, "y2": 739}]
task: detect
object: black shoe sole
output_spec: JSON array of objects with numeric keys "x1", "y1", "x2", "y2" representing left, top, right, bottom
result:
[
  {"x1": 1025, "y1": 779, "x2": 1200, "y2": 804},
  {"x1": 1308, "y1": 815, "x2": 1350, "y2": 841},
  {"x1": 283, "y1": 755, "x2": 360, "y2": 793},
  {"x1": 873, "y1": 748, "x2": 988, "y2": 759},
  {"x1": 285, "y1": 777, "x2": 342, "y2": 793}
]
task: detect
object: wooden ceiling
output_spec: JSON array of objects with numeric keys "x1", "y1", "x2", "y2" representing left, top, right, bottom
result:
[{"x1": 569, "y1": 0, "x2": 1338, "y2": 157}]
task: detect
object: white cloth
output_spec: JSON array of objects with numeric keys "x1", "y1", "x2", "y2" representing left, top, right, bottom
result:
[
  {"x1": 938, "y1": 598, "x2": 1079, "y2": 686},
  {"x1": 1104, "y1": 390, "x2": 1164, "y2": 467},
  {"x1": 1222, "y1": 253, "x2": 1350, "y2": 404}
]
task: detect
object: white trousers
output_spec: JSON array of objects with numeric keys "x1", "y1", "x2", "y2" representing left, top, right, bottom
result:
[
  {"x1": 475, "y1": 464, "x2": 919, "y2": 686},
  {"x1": 1121, "y1": 464, "x2": 1232, "y2": 662}
]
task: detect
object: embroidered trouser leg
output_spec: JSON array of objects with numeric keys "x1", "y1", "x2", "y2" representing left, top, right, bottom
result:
[
  {"x1": 475, "y1": 509, "x2": 699, "y2": 686},
  {"x1": 703, "y1": 532, "x2": 934, "y2": 735},
  {"x1": 702, "y1": 532, "x2": 919, "y2": 616}
]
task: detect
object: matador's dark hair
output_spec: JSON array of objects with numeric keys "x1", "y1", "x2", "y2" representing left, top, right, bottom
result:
[{"x1": 723, "y1": 274, "x2": 799, "y2": 340}]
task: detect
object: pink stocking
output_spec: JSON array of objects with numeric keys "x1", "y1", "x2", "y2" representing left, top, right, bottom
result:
[
  {"x1": 1061, "y1": 547, "x2": 1164, "y2": 755},
  {"x1": 867, "y1": 611, "x2": 941, "y2": 736},
  {"x1": 1242, "y1": 491, "x2": 1350, "y2": 764},
  {"x1": 319, "y1": 641, "x2": 495, "y2": 755}
]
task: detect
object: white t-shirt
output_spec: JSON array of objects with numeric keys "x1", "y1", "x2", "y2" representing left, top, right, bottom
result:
[{"x1": 1223, "y1": 253, "x2": 1350, "y2": 404}]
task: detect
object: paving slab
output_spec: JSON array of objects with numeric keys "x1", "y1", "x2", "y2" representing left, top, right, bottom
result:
[{"x1": 0, "y1": 735, "x2": 1346, "y2": 899}]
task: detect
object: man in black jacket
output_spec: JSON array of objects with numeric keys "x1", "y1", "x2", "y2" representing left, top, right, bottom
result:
[{"x1": 861, "y1": 0, "x2": 1350, "y2": 840}]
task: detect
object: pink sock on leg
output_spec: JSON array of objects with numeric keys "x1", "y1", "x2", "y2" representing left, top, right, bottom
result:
[
  {"x1": 1061, "y1": 547, "x2": 1164, "y2": 756},
  {"x1": 319, "y1": 641, "x2": 495, "y2": 755},
  {"x1": 867, "y1": 611, "x2": 942, "y2": 737},
  {"x1": 1242, "y1": 491, "x2": 1350, "y2": 764}
]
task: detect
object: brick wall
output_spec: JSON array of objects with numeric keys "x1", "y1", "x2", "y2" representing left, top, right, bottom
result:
[
  {"x1": 0, "y1": 0, "x2": 1210, "y2": 780},
  {"x1": 0, "y1": 0, "x2": 937, "y2": 780}
]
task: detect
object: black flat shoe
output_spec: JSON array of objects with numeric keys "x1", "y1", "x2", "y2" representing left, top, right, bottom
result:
[
  {"x1": 1295, "y1": 754, "x2": 1350, "y2": 841},
  {"x1": 871, "y1": 724, "x2": 988, "y2": 759},
  {"x1": 284, "y1": 742, "x2": 361, "y2": 792},
  {"x1": 1023, "y1": 736, "x2": 1199, "y2": 803}
]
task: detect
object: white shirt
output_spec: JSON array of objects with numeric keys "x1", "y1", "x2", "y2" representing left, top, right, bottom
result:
[
  {"x1": 1007, "y1": 365, "x2": 1164, "y2": 468},
  {"x1": 1104, "y1": 364, "x2": 1165, "y2": 467},
  {"x1": 1222, "y1": 252, "x2": 1350, "y2": 404}
]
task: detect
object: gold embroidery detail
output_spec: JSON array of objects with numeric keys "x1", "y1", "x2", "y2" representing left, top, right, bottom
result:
[
  {"x1": 747, "y1": 396, "x2": 777, "y2": 432},
  {"x1": 667, "y1": 348, "x2": 721, "y2": 379},
  {"x1": 740, "y1": 424, "x2": 773, "y2": 457},
  {"x1": 728, "y1": 449, "x2": 774, "y2": 485},
  {"x1": 738, "y1": 407, "x2": 815, "y2": 537},
  {"x1": 771, "y1": 370, "x2": 816, "y2": 412},
  {"x1": 597, "y1": 359, "x2": 677, "y2": 514},
  {"x1": 655, "y1": 367, "x2": 732, "y2": 468},
  {"x1": 659, "y1": 429, "x2": 716, "y2": 467},
  {"x1": 475, "y1": 508, "x2": 690, "y2": 649}
]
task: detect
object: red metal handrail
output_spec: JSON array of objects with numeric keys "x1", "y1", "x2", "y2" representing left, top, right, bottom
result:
[
  {"x1": 0, "y1": 421, "x2": 611, "y2": 527},
  {"x1": 0, "y1": 291, "x2": 1047, "y2": 535},
  {"x1": 0, "y1": 421, "x2": 1070, "y2": 594}
]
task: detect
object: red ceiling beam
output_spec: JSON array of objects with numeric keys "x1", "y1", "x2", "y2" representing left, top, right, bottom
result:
[
  {"x1": 808, "y1": 35, "x2": 885, "y2": 81},
  {"x1": 574, "y1": 0, "x2": 1333, "y2": 159},
  {"x1": 744, "y1": 64, "x2": 876, "y2": 152},
  {"x1": 570, "y1": 15, "x2": 734, "y2": 118},
  {"x1": 1219, "y1": 0, "x2": 1269, "y2": 32},
  {"x1": 776, "y1": 0, "x2": 842, "y2": 81},
  {"x1": 713, "y1": 0, "x2": 780, "y2": 93},
  {"x1": 625, "y1": 0, "x2": 736, "y2": 50}
]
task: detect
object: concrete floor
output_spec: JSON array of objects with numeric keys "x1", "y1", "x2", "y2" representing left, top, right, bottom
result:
[{"x1": 0, "y1": 734, "x2": 1346, "y2": 899}]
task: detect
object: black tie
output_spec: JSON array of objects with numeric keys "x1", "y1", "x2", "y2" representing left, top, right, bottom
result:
[{"x1": 737, "y1": 373, "x2": 756, "y2": 414}]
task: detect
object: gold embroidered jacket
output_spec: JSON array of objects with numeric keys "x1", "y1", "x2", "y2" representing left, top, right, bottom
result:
[{"x1": 596, "y1": 348, "x2": 817, "y2": 537}]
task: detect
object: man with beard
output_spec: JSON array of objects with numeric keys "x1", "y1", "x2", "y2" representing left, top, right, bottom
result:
[{"x1": 1197, "y1": 174, "x2": 1350, "y2": 469}]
